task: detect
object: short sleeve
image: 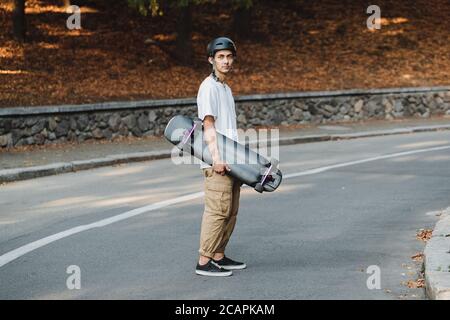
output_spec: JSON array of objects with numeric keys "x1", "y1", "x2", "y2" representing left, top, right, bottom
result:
[{"x1": 197, "y1": 82, "x2": 218, "y2": 121}]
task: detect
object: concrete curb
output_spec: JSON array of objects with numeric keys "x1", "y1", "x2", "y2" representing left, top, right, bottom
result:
[
  {"x1": 1, "y1": 124, "x2": 450, "y2": 184},
  {"x1": 0, "y1": 150, "x2": 172, "y2": 183},
  {"x1": 424, "y1": 207, "x2": 450, "y2": 300}
]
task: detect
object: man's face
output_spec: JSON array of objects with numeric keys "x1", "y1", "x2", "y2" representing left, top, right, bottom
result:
[{"x1": 209, "y1": 49, "x2": 234, "y2": 74}]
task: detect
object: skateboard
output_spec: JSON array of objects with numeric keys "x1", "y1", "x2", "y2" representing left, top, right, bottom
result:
[{"x1": 164, "y1": 115, "x2": 282, "y2": 193}]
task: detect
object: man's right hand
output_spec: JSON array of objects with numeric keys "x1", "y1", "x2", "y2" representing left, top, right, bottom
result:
[
  {"x1": 213, "y1": 161, "x2": 231, "y2": 176},
  {"x1": 203, "y1": 115, "x2": 231, "y2": 176}
]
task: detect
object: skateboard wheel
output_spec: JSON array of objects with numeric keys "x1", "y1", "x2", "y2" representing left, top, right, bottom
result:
[{"x1": 254, "y1": 183, "x2": 263, "y2": 193}]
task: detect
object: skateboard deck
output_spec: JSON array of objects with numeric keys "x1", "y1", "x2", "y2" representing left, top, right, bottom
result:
[{"x1": 164, "y1": 115, "x2": 282, "y2": 193}]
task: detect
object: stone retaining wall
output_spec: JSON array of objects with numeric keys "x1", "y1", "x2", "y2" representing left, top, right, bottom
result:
[{"x1": 1, "y1": 87, "x2": 449, "y2": 148}]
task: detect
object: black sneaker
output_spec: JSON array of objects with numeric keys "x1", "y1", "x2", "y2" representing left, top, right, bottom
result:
[
  {"x1": 212, "y1": 256, "x2": 247, "y2": 270},
  {"x1": 195, "y1": 260, "x2": 233, "y2": 277}
]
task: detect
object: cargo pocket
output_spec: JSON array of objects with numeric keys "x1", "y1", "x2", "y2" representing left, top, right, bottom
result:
[{"x1": 205, "y1": 181, "x2": 232, "y2": 217}]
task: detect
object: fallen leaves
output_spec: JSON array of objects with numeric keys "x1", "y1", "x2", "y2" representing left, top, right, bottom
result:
[
  {"x1": 404, "y1": 278, "x2": 425, "y2": 289},
  {"x1": 416, "y1": 229, "x2": 433, "y2": 242},
  {"x1": 411, "y1": 253, "x2": 424, "y2": 262},
  {"x1": 1, "y1": 0, "x2": 450, "y2": 107}
]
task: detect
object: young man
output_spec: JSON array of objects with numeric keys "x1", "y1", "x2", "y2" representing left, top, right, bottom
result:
[{"x1": 195, "y1": 37, "x2": 246, "y2": 277}]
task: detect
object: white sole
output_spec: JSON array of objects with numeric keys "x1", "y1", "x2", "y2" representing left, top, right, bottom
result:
[
  {"x1": 219, "y1": 264, "x2": 247, "y2": 270},
  {"x1": 195, "y1": 270, "x2": 233, "y2": 277}
]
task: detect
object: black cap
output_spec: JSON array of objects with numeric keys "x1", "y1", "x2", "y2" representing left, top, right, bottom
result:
[{"x1": 207, "y1": 37, "x2": 237, "y2": 58}]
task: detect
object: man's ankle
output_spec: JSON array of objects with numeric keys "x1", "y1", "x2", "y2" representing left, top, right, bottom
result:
[
  {"x1": 199, "y1": 256, "x2": 211, "y2": 266},
  {"x1": 213, "y1": 253, "x2": 224, "y2": 261}
]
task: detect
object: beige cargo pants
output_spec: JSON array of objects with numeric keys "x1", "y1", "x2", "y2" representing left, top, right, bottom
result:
[{"x1": 199, "y1": 167, "x2": 242, "y2": 258}]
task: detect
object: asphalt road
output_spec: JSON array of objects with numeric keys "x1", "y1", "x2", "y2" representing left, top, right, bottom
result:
[{"x1": 1, "y1": 130, "x2": 449, "y2": 299}]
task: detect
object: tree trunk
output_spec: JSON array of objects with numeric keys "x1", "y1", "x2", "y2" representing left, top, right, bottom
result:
[
  {"x1": 175, "y1": 3, "x2": 193, "y2": 65},
  {"x1": 12, "y1": 0, "x2": 26, "y2": 42},
  {"x1": 232, "y1": 5, "x2": 252, "y2": 39}
]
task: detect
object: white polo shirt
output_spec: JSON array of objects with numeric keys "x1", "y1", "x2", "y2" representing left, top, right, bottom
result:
[{"x1": 197, "y1": 75, "x2": 238, "y2": 169}]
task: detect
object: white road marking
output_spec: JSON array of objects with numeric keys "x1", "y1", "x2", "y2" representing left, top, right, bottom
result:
[
  {"x1": 1, "y1": 145, "x2": 449, "y2": 268},
  {"x1": 0, "y1": 192, "x2": 204, "y2": 268},
  {"x1": 284, "y1": 145, "x2": 450, "y2": 179}
]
